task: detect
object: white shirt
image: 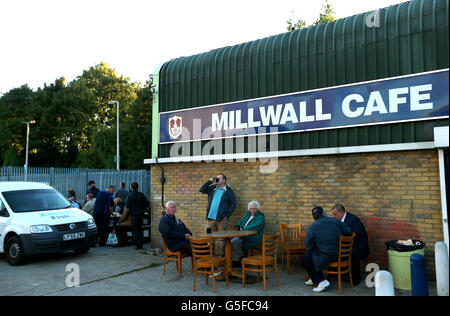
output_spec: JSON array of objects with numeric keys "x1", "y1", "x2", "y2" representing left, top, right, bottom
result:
[{"x1": 244, "y1": 215, "x2": 255, "y2": 228}]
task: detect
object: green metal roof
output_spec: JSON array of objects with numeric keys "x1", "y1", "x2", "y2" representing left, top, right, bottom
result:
[{"x1": 156, "y1": 0, "x2": 449, "y2": 158}]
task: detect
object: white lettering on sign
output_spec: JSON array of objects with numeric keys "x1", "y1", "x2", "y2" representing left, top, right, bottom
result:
[
  {"x1": 342, "y1": 84, "x2": 434, "y2": 118},
  {"x1": 208, "y1": 83, "x2": 437, "y2": 132}
]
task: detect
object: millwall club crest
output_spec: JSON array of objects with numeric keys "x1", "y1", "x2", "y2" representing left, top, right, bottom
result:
[{"x1": 168, "y1": 116, "x2": 183, "y2": 139}]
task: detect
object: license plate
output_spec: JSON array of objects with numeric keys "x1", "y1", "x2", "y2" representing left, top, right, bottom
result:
[{"x1": 63, "y1": 232, "x2": 86, "y2": 241}]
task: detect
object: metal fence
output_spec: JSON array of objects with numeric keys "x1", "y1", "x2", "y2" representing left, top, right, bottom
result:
[{"x1": 0, "y1": 166, "x2": 151, "y2": 201}]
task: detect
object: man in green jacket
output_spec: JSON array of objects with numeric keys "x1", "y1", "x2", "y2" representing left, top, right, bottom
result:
[{"x1": 231, "y1": 200, "x2": 265, "y2": 265}]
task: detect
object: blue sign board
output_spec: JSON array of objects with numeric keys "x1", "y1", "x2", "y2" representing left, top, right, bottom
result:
[{"x1": 159, "y1": 69, "x2": 449, "y2": 144}]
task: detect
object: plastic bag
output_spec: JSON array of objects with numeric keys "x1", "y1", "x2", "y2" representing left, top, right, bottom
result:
[
  {"x1": 385, "y1": 240, "x2": 425, "y2": 252},
  {"x1": 106, "y1": 230, "x2": 118, "y2": 246}
]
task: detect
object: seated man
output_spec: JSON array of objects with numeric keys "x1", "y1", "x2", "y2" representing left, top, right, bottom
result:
[
  {"x1": 158, "y1": 201, "x2": 192, "y2": 255},
  {"x1": 301, "y1": 206, "x2": 353, "y2": 293},
  {"x1": 82, "y1": 193, "x2": 96, "y2": 215},
  {"x1": 231, "y1": 200, "x2": 265, "y2": 266},
  {"x1": 331, "y1": 203, "x2": 369, "y2": 285},
  {"x1": 116, "y1": 204, "x2": 132, "y2": 247}
]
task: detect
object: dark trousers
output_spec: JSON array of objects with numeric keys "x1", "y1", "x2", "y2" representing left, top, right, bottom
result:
[
  {"x1": 115, "y1": 225, "x2": 130, "y2": 246},
  {"x1": 131, "y1": 215, "x2": 144, "y2": 250},
  {"x1": 301, "y1": 253, "x2": 325, "y2": 285},
  {"x1": 177, "y1": 243, "x2": 192, "y2": 256},
  {"x1": 94, "y1": 216, "x2": 109, "y2": 246}
]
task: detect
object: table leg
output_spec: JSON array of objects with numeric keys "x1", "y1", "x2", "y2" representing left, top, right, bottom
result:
[{"x1": 225, "y1": 238, "x2": 232, "y2": 278}]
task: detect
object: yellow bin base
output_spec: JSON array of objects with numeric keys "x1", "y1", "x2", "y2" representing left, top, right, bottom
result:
[{"x1": 387, "y1": 249, "x2": 425, "y2": 290}]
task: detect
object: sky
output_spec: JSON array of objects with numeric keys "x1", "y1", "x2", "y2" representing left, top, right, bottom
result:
[{"x1": 0, "y1": 0, "x2": 407, "y2": 95}]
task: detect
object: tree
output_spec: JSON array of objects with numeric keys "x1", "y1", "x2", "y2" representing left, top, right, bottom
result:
[
  {"x1": 75, "y1": 62, "x2": 141, "y2": 169},
  {"x1": 286, "y1": 0, "x2": 336, "y2": 31},
  {"x1": 0, "y1": 62, "x2": 152, "y2": 170},
  {"x1": 286, "y1": 18, "x2": 306, "y2": 31},
  {"x1": 314, "y1": 0, "x2": 336, "y2": 26},
  {"x1": 0, "y1": 85, "x2": 34, "y2": 166}
]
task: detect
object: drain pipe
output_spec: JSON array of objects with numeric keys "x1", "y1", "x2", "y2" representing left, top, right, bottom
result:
[{"x1": 155, "y1": 158, "x2": 166, "y2": 210}]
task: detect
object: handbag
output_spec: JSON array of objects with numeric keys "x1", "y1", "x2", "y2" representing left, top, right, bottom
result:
[{"x1": 106, "y1": 230, "x2": 119, "y2": 246}]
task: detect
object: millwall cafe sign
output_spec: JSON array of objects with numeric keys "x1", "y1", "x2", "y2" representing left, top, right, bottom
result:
[{"x1": 159, "y1": 69, "x2": 449, "y2": 144}]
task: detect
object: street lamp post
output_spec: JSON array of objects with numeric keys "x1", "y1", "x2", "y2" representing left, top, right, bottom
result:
[
  {"x1": 108, "y1": 101, "x2": 120, "y2": 171},
  {"x1": 22, "y1": 120, "x2": 36, "y2": 181}
]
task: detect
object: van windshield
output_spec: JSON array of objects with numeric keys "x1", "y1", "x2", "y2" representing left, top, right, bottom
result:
[{"x1": 2, "y1": 189, "x2": 72, "y2": 213}]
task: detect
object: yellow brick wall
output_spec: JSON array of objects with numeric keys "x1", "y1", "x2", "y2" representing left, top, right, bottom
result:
[{"x1": 150, "y1": 149, "x2": 444, "y2": 275}]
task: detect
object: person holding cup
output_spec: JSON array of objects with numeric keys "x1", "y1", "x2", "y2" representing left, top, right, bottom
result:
[
  {"x1": 231, "y1": 201, "x2": 265, "y2": 265},
  {"x1": 199, "y1": 174, "x2": 236, "y2": 256}
]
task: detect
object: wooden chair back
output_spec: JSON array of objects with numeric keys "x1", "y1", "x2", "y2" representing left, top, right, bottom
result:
[
  {"x1": 262, "y1": 233, "x2": 280, "y2": 261},
  {"x1": 280, "y1": 223, "x2": 302, "y2": 248},
  {"x1": 189, "y1": 237, "x2": 213, "y2": 263},
  {"x1": 337, "y1": 233, "x2": 356, "y2": 265}
]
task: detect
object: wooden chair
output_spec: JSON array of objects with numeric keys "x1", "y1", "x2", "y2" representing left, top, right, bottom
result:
[
  {"x1": 161, "y1": 237, "x2": 192, "y2": 277},
  {"x1": 242, "y1": 233, "x2": 280, "y2": 291},
  {"x1": 280, "y1": 223, "x2": 306, "y2": 274},
  {"x1": 323, "y1": 233, "x2": 356, "y2": 294},
  {"x1": 246, "y1": 224, "x2": 266, "y2": 256},
  {"x1": 189, "y1": 236, "x2": 229, "y2": 293}
]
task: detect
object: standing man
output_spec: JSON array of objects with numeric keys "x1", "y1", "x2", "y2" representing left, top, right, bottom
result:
[
  {"x1": 93, "y1": 185, "x2": 116, "y2": 246},
  {"x1": 199, "y1": 174, "x2": 236, "y2": 256},
  {"x1": 331, "y1": 204, "x2": 369, "y2": 285},
  {"x1": 124, "y1": 182, "x2": 150, "y2": 253},
  {"x1": 301, "y1": 206, "x2": 353, "y2": 293},
  {"x1": 86, "y1": 180, "x2": 100, "y2": 203},
  {"x1": 114, "y1": 182, "x2": 129, "y2": 204}
]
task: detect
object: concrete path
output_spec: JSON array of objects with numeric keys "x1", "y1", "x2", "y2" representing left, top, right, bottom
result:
[{"x1": 0, "y1": 245, "x2": 435, "y2": 296}]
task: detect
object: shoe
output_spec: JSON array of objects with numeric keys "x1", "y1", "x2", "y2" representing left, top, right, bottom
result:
[
  {"x1": 210, "y1": 271, "x2": 223, "y2": 278},
  {"x1": 313, "y1": 280, "x2": 330, "y2": 293},
  {"x1": 305, "y1": 279, "x2": 314, "y2": 286},
  {"x1": 137, "y1": 249, "x2": 147, "y2": 254}
]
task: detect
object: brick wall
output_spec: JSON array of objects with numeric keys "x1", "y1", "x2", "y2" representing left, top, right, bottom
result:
[{"x1": 150, "y1": 149, "x2": 443, "y2": 276}]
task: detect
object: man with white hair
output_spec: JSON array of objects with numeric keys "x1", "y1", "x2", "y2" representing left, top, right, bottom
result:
[
  {"x1": 158, "y1": 201, "x2": 192, "y2": 255},
  {"x1": 231, "y1": 200, "x2": 265, "y2": 266}
]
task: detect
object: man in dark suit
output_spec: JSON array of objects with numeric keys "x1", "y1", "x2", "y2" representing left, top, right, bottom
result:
[
  {"x1": 158, "y1": 201, "x2": 192, "y2": 255},
  {"x1": 301, "y1": 206, "x2": 353, "y2": 293},
  {"x1": 332, "y1": 204, "x2": 369, "y2": 285}
]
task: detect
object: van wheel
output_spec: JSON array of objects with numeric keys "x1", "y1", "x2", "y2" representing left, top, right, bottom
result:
[{"x1": 5, "y1": 236, "x2": 26, "y2": 266}]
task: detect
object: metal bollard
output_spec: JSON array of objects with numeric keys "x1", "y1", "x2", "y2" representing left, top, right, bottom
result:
[
  {"x1": 410, "y1": 253, "x2": 429, "y2": 296},
  {"x1": 375, "y1": 270, "x2": 395, "y2": 296},
  {"x1": 435, "y1": 242, "x2": 449, "y2": 296}
]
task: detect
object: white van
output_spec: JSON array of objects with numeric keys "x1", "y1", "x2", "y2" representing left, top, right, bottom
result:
[{"x1": 0, "y1": 182, "x2": 97, "y2": 265}]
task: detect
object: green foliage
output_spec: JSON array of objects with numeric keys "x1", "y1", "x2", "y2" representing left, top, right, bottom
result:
[
  {"x1": 286, "y1": 0, "x2": 336, "y2": 31},
  {"x1": 314, "y1": 0, "x2": 336, "y2": 26},
  {"x1": 286, "y1": 18, "x2": 306, "y2": 31},
  {"x1": 0, "y1": 62, "x2": 152, "y2": 169}
]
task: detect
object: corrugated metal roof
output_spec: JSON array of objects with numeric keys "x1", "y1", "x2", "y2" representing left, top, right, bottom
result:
[{"x1": 157, "y1": 0, "x2": 449, "y2": 158}]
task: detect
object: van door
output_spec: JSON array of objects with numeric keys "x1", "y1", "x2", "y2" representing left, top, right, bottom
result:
[{"x1": 0, "y1": 197, "x2": 10, "y2": 252}]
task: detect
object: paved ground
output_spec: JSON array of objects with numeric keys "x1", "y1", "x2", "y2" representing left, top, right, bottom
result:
[{"x1": 0, "y1": 245, "x2": 436, "y2": 296}]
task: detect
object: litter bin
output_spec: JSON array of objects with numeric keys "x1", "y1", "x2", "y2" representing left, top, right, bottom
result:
[{"x1": 385, "y1": 240, "x2": 425, "y2": 290}]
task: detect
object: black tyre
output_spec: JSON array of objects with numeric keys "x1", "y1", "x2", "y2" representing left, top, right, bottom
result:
[
  {"x1": 5, "y1": 236, "x2": 26, "y2": 266},
  {"x1": 74, "y1": 247, "x2": 90, "y2": 255}
]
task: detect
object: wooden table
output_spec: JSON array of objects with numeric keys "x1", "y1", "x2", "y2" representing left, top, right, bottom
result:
[{"x1": 199, "y1": 230, "x2": 258, "y2": 278}]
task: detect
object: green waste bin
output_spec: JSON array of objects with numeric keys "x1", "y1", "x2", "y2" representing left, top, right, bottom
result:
[{"x1": 385, "y1": 240, "x2": 426, "y2": 291}]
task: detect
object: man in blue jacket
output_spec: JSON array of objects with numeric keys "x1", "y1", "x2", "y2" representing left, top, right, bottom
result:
[
  {"x1": 301, "y1": 206, "x2": 353, "y2": 293},
  {"x1": 331, "y1": 204, "x2": 369, "y2": 285},
  {"x1": 158, "y1": 201, "x2": 192, "y2": 254},
  {"x1": 199, "y1": 174, "x2": 236, "y2": 256}
]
